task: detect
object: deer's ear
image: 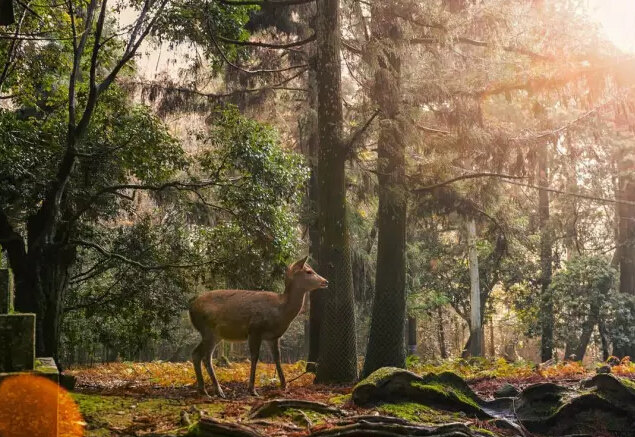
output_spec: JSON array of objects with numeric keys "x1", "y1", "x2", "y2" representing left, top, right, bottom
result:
[{"x1": 290, "y1": 255, "x2": 309, "y2": 272}]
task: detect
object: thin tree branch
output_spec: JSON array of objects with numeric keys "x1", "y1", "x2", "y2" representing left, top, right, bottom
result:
[
  {"x1": 504, "y1": 179, "x2": 635, "y2": 207},
  {"x1": 413, "y1": 173, "x2": 527, "y2": 193},
  {"x1": 216, "y1": 0, "x2": 315, "y2": 6},
  {"x1": 70, "y1": 239, "x2": 217, "y2": 270},
  {"x1": 126, "y1": 67, "x2": 308, "y2": 100},
  {"x1": 211, "y1": 30, "x2": 307, "y2": 75},
  {"x1": 218, "y1": 33, "x2": 315, "y2": 49},
  {"x1": 345, "y1": 109, "x2": 380, "y2": 151}
]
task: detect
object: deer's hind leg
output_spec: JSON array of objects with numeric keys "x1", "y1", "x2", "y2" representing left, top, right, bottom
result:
[
  {"x1": 192, "y1": 340, "x2": 208, "y2": 396},
  {"x1": 270, "y1": 338, "x2": 286, "y2": 389},
  {"x1": 248, "y1": 334, "x2": 262, "y2": 396},
  {"x1": 202, "y1": 333, "x2": 224, "y2": 398}
]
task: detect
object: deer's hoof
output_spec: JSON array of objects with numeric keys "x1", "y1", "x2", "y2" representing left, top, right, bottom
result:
[
  {"x1": 249, "y1": 388, "x2": 260, "y2": 397},
  {"x1": 197, "y1": 388, "x2": 211, "y2": 398},
  {"x1": 216, "y1": 388, "x2": 226, "y2": 399}
]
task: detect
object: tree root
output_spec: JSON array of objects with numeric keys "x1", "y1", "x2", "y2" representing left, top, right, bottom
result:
[
  {"x1": 197, "y1": 417, "x2": 265, "y2": 437},
  {"x1": 307, "y1": 420, "x2": 481, "y2": 437},
  {"x1": 249, "y1": 398, "x2": 346, "y2": 419}
]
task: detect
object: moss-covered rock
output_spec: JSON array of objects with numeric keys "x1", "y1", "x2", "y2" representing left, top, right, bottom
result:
[
  {"x1": 515, "y1": 375, "x2": 635, "y2": 435},
  {"x1": 352, "y1": 367, "x2": 635, "y2": 436},
  {"x1": 352, "y1": 367, "x2": 506, "y2": 419}
]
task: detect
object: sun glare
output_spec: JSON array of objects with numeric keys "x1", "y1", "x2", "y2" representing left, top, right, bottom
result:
[{"x1": 588, "y1": 0, "x2": 635, "y2": 52}]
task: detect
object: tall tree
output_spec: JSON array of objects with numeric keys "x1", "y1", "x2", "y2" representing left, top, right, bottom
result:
[
  {"x1": 314, "y1": 0, "x2": 358, "y2": 384},
  {"x1": 0, "y1": 0, "x2": 169, "y2": 359},
  {"x1": 614, "y1": 138, "x2": 635, "y2": 357},
  {"x1": 538, "y1": 138, "x2": 554, "y2": 362},
  {"x1": 467, "y1": 219, "x2": 483, "y2": 357},
  {"x1": 363, "y1": 1, "x2": 407, "y2": 376}
]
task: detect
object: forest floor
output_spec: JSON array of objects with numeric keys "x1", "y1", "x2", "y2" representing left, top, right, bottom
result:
[{"x1": 64, "y1": 358, "x2": 635, "y2": 437}]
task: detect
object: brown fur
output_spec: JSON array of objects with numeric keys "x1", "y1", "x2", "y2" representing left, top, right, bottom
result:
[{"x1": 189, "y1": 256, "x2": 327, "y2": 397}]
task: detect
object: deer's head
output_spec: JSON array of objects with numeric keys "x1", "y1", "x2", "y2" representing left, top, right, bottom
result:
[{"x1": 285, "y1": 256, "x2": 328, "y2": 292}]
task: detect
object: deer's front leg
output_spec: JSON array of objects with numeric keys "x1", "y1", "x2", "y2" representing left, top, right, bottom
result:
[
  {"x1": 248, "y1": 334, "x2": 262, "y2": 396},
  {"x1": 270, "y1": 338, "x2": 286, "y2": 389}
]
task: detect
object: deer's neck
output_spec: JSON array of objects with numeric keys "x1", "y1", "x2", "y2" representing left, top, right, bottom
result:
[{"x1": 280, "y1": 283, "x2": 307, "y2": 322}]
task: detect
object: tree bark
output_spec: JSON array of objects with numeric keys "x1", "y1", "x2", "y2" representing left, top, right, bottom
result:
[
  {"x1": 466, "y1": 219, "x2": 483, "y2": 357},
  {"x1": 538, "y1": 141, "x2": 554, "y2": 362},
  {"x1": 437, "y1": 306, "x2": 448, "y2": 359},
  {"x1": 362, "y1": 2, "x2": 407, "y2": 377},
  {"x1": 299, "y1": 26, "x2": 323, "y2": 372},
  {"x1": 573, "y1": 303, "x2": 599, "y2": 362},
  {"x1": 406, "y1": 316, "x2": 417, "y2": 356},
  {"x1": 314, "y1": 0, "x2": 358, "y2": 384},
  {"x1": 614, "y1": 141, "x2": 635, "y2": 357}
]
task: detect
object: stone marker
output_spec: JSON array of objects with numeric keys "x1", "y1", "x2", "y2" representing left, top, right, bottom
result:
[
  {"x1": 0, "y1": 267, "x2": 61, "y2": 387},
  {"x1": 0, "y1": 313, "x2": 36, "y2": 372},
  {"x1": 0, "y1": 268, "x2": 12, "y2": 313}
]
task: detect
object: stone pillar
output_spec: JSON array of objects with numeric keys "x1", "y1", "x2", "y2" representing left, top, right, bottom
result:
[
  {"x1": 0, "y1": 313, "x2": 35, "y2": 372},
  {"x1": 0, "y1": 268, "x2": 13, "y2": 313}
]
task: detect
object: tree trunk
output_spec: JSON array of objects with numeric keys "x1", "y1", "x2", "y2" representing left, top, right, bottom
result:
[
  {"x1": 614, "y1": 141, "x2": 635, "y2": 357},
  {"x1": 574, "y1": 311, "x2": 598, "y2": 362},
  {"x1": 488, "y1": 319, "x2": 495, "y2": 358},
  {"x1": 598, "y1": 319, "x2": 610, "y2": 361},
  {"x1": 617, "y1": 147, "x2": 635, "y2": 296},
  {"x1": 10, "y1": 238, "x2": 74, "y2": 361},
  {"x1": 467, "y1": 219, "x2": 483, "y2": 357},
  {"x1": 300, "y1": 32, "x2": 323, "y2": 372},
  {"x1": 437, "y1": 306, "x2": 448, "y2": 359},
  {"x1": 406, "y1": 316, "x2": 417, "y2": 356},
  {"x1": 362, "y1": 3, "x2": 407, "y2": 377},
  {"x1": 314, "y1": 0, "x2": 358, "y2": 384},
  {"x1": 538, "y1": 141, "x2": 554, "y2": 362}
]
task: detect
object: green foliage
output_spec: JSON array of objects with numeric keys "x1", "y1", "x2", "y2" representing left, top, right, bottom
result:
[
  {"x1": 61, "y1": 107, "x2": 308, "y2": 357},
  {"x1": 195, "y1": 106, "x2": 309, "y2": 287},
  {"x1": 156, "y1": 0, "x2": 255, "y2": 70},
  {"x1": 549, "y1": 256, "x2": 617, "y2": 350}
]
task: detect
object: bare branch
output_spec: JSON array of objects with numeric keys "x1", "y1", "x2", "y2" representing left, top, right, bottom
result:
[
  {"x1": 126, "y1": 67, "x2": 308, "y2": 102},
  {"x1": 345, "y1": 109, "x2": 380, "y2": 152},
  {"x1": 216, "y1": 0, "x2": 315, "y2": 6},
  {"x1": 414, "y1": 123, "x2": 450, "y2": 136},
  {"x1": 218, "y1": 33, "x2": 315, "y2": 49},
  {"x1": 210, "y1": 30, "x2": 308, "y2": 74},
  {"x1": 412, "y1": 172, "x2": 527, "y2": 193},
  {"x1": 70, "y1": 239, "x2": 217, "y2": 270},
  {"x1": 504, "y1": 179, "x2": 635, "y2": 207}
]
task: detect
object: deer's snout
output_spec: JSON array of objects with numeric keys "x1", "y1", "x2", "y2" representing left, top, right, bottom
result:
[{"x1": 320, "y1": 278, "x2": 329, "y2": 288}]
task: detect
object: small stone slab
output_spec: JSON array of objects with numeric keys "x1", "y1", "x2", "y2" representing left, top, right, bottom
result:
[
  {"x1": 0, "y1": 357, "x2": 60, "y2": 387},
  {"x1": 0, "y1": 313, "x2": 35, "y2": 372}
]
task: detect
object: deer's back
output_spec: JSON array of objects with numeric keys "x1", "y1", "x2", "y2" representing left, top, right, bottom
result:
[{"x1": 189, "y1": 289, "x2": 283, "y2": 340}]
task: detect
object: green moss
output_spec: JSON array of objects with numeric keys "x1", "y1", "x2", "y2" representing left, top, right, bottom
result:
[
  {"x1": 411, "y1": 380, "x2": 481, "y2": 410},
  {"x1": 354, "y1": 367, "x2": 404, "y2": 390},
  {"x1": 619, "y1": 376, "x2": 635, "y2": 391},
  {"x1": 377, "y1": 402, "x2": 461, "y2": 424},
  {"x1": 329, "y1": 393, "x2": 351, "y2": 406},
  {"x1": 471, "y1": 427, "x2": 497, "y2": 436},
  {"x1": 73, "y1": 393, "x2": 226, "y2": 436},
  {"x1": 282, "y1": 408, "x2": 330, "y2": 426},
  {"x1": 378, "y1": 402, "x2": 435, "y2": 422}
]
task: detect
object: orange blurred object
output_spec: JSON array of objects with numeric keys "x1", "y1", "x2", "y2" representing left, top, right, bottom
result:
[{"x1": 0, "y1": 374, "x2": 84, "y2": 437}]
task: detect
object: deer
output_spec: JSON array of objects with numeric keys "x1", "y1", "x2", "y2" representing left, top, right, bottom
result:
[{"x1": 188, "y1": 256, "x2": 328, "y2": 397}]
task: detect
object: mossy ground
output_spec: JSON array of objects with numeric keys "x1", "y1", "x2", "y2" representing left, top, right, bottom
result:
[
  {"x1": 72, "y1": 393, "x2": 225, "y2": 436},
  {"x1": 65, "y1": 360, "x2": 635, "y2": 437}
]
